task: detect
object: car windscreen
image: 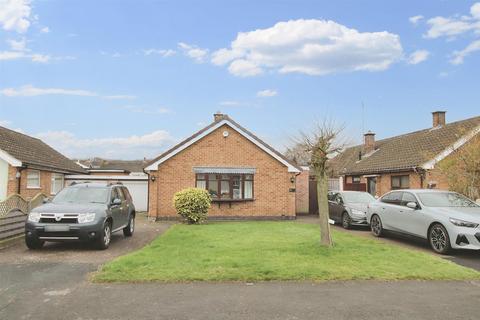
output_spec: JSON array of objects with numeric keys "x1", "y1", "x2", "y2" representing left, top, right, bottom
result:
[
  {"x1": 52, "y1": 187, "x2": 109, "y2": 204},
  {"x1": 342, "y1": 192, "x2": 376, "y2": 203},
  {"x1": 417, "y1": 192, "x2": 479, "y2": 208}
]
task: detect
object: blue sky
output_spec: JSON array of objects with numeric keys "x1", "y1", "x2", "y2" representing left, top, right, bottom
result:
[{"x1": 0, "y1": 0, "x2": 479, "y2": 159}]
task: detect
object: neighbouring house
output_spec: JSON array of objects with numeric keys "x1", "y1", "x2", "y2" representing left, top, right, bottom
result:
[
  {"x1": 67, "y1": 158, "x2": 149, "y2": 211},
  {"x1": 0, "y1": 126, "x2": 85, "y2": 201},
  {"x1": 144, "y1": 113, "x2": 301, "y2": 220},
  {"x1": 330, "y1": 111, "x2": 480, "y2": 197}
]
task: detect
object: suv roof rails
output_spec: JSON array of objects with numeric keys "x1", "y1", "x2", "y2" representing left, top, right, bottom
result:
[
  {"x1": 69, "y1": 181, "x2": 92, "y2": 186},
  {"x1": 107, "y1": 181, "x2": 123, "y2": 186}
]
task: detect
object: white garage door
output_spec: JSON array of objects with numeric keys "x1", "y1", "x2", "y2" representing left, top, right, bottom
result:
[{"x1": 122, "y1": 181, "x2": 148, "y2": 212}]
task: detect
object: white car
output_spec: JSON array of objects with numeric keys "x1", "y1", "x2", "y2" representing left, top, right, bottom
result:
[{"x1": 367, "y1": 189, "x2": 480, "y2": 254}]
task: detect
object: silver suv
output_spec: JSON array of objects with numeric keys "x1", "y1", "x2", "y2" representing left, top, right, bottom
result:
[{"x1": 25, "y1": 182, "x2": 136, "y2": 250}]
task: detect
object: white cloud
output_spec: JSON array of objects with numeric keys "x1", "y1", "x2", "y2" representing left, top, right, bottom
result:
[
  {"x1": 0, "y1": 85, "x2": 134, "y2": 99},
  {"x1": 450, "y1": 39, "x2": 480, "y2": 64},
  {"x1": 409, "y1": 15, "x2": 424, "y2": 25},
  {"x1": 0, "y1": 0, "x2": 32, "y2": 33},
  {"x1": 7, "y1": 37, "x2": 27, "y2": 51},
  {"x1": 31, "y1": 53, "x2": 50, "y2": 62},
  {"x1": 257, "y1": 89, "x2": 278, "y2": 97},
  {"x1": 40, "y1": 26, "x2": 49, "y2": 33},
  {"x1": 219, "y1": 100, "x2": 241, "y2": 106},
  {"x1": 178, "y1": 42, "x2": 209, "y2": 63},
  {"x1": 103, "y1": 95, "x2": 136, "y2": 100},
  {"x1": 424, "y1": 3, "x2": 480, "y2": 39},
  {"x1": 211, "y1": 19, "x2": 403, "y2": 77},
  {"x1": 0, "y1": 50, "x2": 24, "y2": 60},
  {"x1": 407, "y1": 50, "x2": 430, "y2": 64},
  {"x1": 143, "y1": 48, "x2": 176, "y2": 57},
  {"x1": 35, "y1": 130, "x2": 174, "y2": 159}
]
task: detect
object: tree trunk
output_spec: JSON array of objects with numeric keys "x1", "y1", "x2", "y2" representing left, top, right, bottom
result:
[{"x1": 316, "y1": 170, "x2": 333, "y2": 247}]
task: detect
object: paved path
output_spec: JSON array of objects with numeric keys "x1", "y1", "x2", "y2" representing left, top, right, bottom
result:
[{"x1": 297, "y1": 216, "x2": 480, "y2": 271}]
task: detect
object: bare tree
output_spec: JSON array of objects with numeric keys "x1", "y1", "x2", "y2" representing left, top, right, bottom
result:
[
  {"x1": 296, "y1": 120, "x2": 345, "y2": 247},
  {"x1": 284, "y1": 143, "x2": 311, "y2": 166}
]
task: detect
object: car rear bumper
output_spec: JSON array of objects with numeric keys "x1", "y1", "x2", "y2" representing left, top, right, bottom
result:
[{"x1": 25, "y1": 221, "x2": 103, "y2": 242}]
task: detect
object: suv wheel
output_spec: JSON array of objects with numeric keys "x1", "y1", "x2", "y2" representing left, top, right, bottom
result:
[
  {"x1": 370, "y1": 214, "x2": 383, "y2": 237},
  {"x1": 429, "y1": 223, "x2": 451, "y2": 255},
  {"x1": 25, "y1": 235, "x2": 44, "y2": 250},
  {"x1": 96, "y1": 221, "x2": 112, "y2": 250},
  {"x1": 123, "y1": 215, "x2": 135, "y2": 237},
  {"x1": 342, "y1": 212, "x2": 351, "y2": 229}
]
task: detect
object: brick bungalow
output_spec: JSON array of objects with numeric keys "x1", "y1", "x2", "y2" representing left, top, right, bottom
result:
[
  {"x1": 144, "y1": 113, "x2": 301, "y2": 220},
  {"x1": 0, "y1": 126, "x2": 85, "y2": 201},
  {"x1": 330, "y1": 111, "x2": 480, "y2": 197}
]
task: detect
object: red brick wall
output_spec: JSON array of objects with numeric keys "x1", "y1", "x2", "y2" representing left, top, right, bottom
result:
[
  {"x1": 6, "y1": 166, "x2": 53, "y2": 200},
  {"x1": 148, "y1": 124, "x2": 296, "y2": 219}
]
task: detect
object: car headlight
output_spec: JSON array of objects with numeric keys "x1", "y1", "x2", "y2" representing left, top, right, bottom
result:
[
  {"x1": 77, "y1": 213, "x2": 96, "y2": 224},
  {"x1": 351, "y1": 209, "x2": 365, "y2": 217},
  {"x1": 449, "y1": 218, "x2": 479, "y2": 228},
  {"x1": 27, "y1": 212, "x2": 41, "y2": 223}
]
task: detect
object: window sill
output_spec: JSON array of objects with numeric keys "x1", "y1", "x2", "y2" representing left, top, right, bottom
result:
[
  {"x1": 212, "y1": 198, "x2": 255, "y2": 203},
  {"x1": 26, "y1": 187, "x2": 41, "y2": 190}
]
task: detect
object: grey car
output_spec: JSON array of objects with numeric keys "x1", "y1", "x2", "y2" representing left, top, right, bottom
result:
[
  {"x1": 328, "y1": 191, "x2": 376, "y2": 229},
  {"x1": 367, "y1": 189, "x2": 480, "y2": 254},
  {"x1": 25, "y1": 182, "x2": 136, "y2": 250}
]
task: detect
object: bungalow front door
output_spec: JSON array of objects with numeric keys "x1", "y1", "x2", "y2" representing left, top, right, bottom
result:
[{"x1": 367, "y1": 177, "x2": 377, "y2": 197}]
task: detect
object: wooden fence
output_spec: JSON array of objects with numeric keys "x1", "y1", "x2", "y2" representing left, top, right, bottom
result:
[{"x1": 0, "y1": 193, "x2": 48, "y2": 241}]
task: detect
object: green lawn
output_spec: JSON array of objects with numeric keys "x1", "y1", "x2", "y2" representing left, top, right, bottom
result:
[{"x1": 94, "y1": 222, "x2": 480, "y2": 282}]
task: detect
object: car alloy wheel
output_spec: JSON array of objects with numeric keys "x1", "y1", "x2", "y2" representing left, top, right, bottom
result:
[
  {"x1": 129, "y1": 217, "x2": 135, "y2": 233},
  {"x1": 370, "y1": 215, "x2": 382, "y2": 237},
  {"x1": 342, "y1": 213, "x2": 351, "y2": 229},
  {"x1": 103, "y1": 224, "x2": 111, "y2": 246},
  {"x1": 429, "y1": 224, "x2": 450, "y2": 254}
]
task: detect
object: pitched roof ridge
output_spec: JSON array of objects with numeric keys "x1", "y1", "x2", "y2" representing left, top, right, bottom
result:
[{"x1": 0, "y1": 125, "x2": 42, "y2": 142}]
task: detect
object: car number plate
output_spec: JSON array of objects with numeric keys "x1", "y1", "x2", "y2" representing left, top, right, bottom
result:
[{"x1": 45, "y1": 225, "x2": 70, "y2": 232}]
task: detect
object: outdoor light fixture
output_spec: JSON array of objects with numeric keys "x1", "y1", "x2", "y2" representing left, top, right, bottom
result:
[
  {"x1": 15, "y1": 171, "x2": 21, "y2": 179},
  {"x1": 151, "y1": 175, "x2": 156, "y2": 182},
  {"x1": 290, "y1": 177, "x2": 295, "y2": 183}
]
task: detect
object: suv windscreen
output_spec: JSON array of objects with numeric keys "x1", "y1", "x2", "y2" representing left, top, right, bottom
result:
[{"x1": 53, "y1": 187, "x2": 109, "y2": 204}]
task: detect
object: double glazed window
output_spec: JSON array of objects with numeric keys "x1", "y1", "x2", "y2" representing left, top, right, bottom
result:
[
  {"x1": 26, "y1": 170, "x2": 41, "y2": 189},
  {"x1": 196, "y1": 174, "x2": 253, "y2": 200},
  {"x1": 391, "y1": 175, "x2": 410, "y2": 190},
  {"x1": 51, "y1": 173, "x2": 64, "y2": 195}
]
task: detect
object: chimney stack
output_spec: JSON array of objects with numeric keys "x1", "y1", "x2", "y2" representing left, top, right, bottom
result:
[
  {"x1": 363, "y1": 131, "x2": 376, "y2": 154},
  {"x1": 432, "y1": 111, "x2": 446, "y2": 127},
  {"x1": 214, "y1": 111, "x2": 226, "y2": 122}
]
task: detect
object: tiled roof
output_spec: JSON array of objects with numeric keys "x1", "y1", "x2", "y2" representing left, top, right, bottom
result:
[
  {"x1": 0, "y1": 126, "x2": 86, "y2": 174},
  {"x1": 330, "y1": 115, "x2": 480, "y2": 176},
  {"x1": 78, "y1": 158, "x2": 148, "y2": 173}
]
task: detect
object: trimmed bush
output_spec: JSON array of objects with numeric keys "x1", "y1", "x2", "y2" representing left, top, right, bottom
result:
[{"x1": 173, "y1": 188, "x2": 211, "y2": 224}]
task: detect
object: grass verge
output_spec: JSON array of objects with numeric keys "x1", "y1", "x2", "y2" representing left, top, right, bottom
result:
[{"x1": 94, "y1": 221, "x2": 480, "y2": 282}]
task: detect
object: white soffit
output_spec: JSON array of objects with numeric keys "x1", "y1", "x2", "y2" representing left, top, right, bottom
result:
[{"x1": 0, "y1": 149, "x2": 22, "y2": 167}]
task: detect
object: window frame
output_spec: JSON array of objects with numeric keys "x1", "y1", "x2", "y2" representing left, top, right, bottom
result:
[
  {"x1": 195, "y1": 173, "x2": 254, "y2": 202},
  {"x1": 352, "y1": 176, "x2": 361, "y2": 184},
  {"x1": 26, "y1": 170, "x2": 41, "y2": 189},
  {"x1": 50, "y1": 173, "x2": 64, "y2": 195},
  {"x1": 391, "y1": 175, "x2": 410, "y2": 190}
]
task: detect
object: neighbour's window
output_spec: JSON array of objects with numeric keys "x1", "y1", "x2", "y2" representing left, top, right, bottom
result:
[
  {"x1": 26, "y1": 170, "x2": 41, "y2": 189},
  {"x1": 50, "y1": 173, "x2": 64, "y2": 195},
  {"x1": 401, "y1": 192, "x2": 418, "y2": 206},
  {"x1": 381, "y1": 191, "x2": 403, "y2": 206},
  {"x1": 352, "y1": 176, "x2": 361, "y2": 184},
  {"x1": 391, "y1": 175, "x2": 410, "y2": 190},
  {"x1": 196, "y1": 173, "x2": 254, "y2": 200}
]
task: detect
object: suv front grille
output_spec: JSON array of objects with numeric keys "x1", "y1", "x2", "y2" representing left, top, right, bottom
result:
[{"x1": 39, "y1": 213, "x2": 79, "y2": 224}]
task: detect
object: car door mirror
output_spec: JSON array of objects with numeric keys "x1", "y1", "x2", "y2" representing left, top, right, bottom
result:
[
  {"x1": 111, "y1": 198, "x2": 122, "y2": 206},
  {"x1": 406, "y1": 202, "x2": 418, "y2": 209}
]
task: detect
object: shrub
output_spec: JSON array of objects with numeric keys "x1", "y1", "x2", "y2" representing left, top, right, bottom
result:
[{"x1": 173, "y1": 188, "x2": 211, "y2": 224}]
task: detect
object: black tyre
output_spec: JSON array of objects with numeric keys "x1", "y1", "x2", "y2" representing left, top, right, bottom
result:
[
  {"x1": 25, "y1": 235, "x2": 44, "y2": 250},
  {"x1": 342, "y1": 212, "x2": 352, "y2": 229},
  {"x1": 429, "y1": 223, "x2": 451, "y2": 255},
  {"x1": 123, "y1": 215, "x2": 135, "y2": 237},
  {"x1": 370, "y1": 214, "x2": 383, "y2": 237},
  {"x1": 95, "y1": 221, "x2": 112, "y2": 250}
]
